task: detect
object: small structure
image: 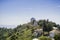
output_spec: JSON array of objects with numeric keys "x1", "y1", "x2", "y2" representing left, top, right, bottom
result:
[
  {"x1": 33, "y1": 21, "x2": 38, "y2": 26},
  {"x1": 31, "y1": 18, "x2": 38, "y2": 26},
  {"x1": 31, "y1": 18, "x2": 36, "y2": 23}
]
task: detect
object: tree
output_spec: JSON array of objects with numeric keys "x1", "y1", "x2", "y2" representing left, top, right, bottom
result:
[
  {"x1": 47, "y1": 23, "x2": 53, "y2": 35},
  {"x1": 42, "y1": 20, "x2": 53, "y2": 35}
]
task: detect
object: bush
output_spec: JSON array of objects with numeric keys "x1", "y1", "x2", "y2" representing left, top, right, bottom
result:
[
  {"x1": 39, "y1": 36, "x2": 51, "y2": 40},
  {"x1": 54, "y1": 34, "x2": 60, "y2": 40}
]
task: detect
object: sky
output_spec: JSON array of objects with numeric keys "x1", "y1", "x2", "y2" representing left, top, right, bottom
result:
[{"x1": 0, "y1": 0, "x2": 60, "y2": 26}]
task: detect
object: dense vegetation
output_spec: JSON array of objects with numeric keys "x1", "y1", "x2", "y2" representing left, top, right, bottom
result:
[{"x1": 0, "y1": 19, "x2": 60, "y2": 40}]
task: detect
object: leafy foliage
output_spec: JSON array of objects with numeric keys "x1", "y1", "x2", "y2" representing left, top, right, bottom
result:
[
  {"x1": 54, "y1": 34, "x2": 60, "y2": 40},
  {"x1": 39, "y1": 36, "x2": 52, "y2": 40},
  {"x1": 0, "y1": 19, "x2": 60, "y2": 40}
]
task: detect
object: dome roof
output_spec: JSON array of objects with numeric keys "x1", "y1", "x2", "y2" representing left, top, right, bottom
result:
[{"x1": 31, "y1": 17, "x2": 35, "y2": 20}]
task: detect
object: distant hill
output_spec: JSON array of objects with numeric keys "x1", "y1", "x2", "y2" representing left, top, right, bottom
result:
[{"x1": 0, "y1": 25, "x2": 16, "y2": 28}]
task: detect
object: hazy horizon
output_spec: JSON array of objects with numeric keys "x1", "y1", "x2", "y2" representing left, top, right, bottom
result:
[{"x1": 0, "y1": 0, "x2": 60, "y2": 27}]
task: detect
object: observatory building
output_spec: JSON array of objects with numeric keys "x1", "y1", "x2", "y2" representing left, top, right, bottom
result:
[{"x1": 31, "y1": 18, "x2": 38, "y2": 26}]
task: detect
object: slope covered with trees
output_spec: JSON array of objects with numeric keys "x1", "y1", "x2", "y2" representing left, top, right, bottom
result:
[{"x1": 0, "y1": 19, "x2": 60, "y2": 40}]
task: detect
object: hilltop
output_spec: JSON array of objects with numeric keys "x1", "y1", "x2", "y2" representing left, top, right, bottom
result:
[{"x1": 0, "y1": 18, "x2": 60, "y2": 40}]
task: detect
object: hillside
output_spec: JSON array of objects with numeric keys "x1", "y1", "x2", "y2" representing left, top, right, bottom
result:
[{"x1": 0, "y1": 18, "x2": 60, "y2": 40}]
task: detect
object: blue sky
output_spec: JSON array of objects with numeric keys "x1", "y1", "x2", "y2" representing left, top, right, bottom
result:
[{"x1": 0, "y1": 0, "x2": 60, "y2": 26}]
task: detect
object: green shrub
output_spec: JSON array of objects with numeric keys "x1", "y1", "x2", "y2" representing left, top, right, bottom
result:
[
  {"x1": 39, "y1": 36, "x2": 51, "y2": 40},
  {"x1": 54, "y1": 34, "x2": 60, "y2": 40}
]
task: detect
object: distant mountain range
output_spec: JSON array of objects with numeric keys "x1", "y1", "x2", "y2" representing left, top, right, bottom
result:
[{"x1": 0, "y1": 25, "x2": 17, "y2": 28}]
